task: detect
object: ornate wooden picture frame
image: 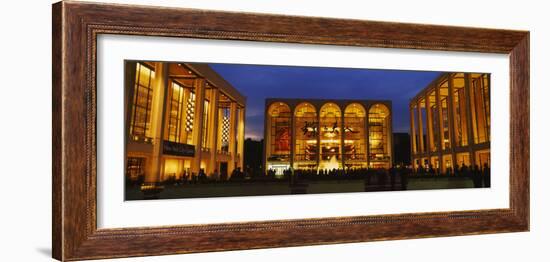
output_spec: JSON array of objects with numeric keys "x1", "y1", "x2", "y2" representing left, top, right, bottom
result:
[{"x1": 52, "y1": 1, "x2": 529, "y2": 261}]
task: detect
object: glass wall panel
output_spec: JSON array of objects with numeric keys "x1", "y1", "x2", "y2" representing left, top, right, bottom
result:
[
  {"x1": 470, "y1": 73, "x2": 490, "y2": 144},
  {"x1": 343, "y1": 103, "x2": 367, "y2": 166},
  {"x1": 430, "y1": 156, "x2": 440, "y2": 172},
  {"x1": 452, "y1": 73, "x2": 469, "y2": 147},
  {"x1": 129, "y1": 63, "x2": 155, "y2": 141},
  {"x1": 267, "y1": 103, "x2": 292, "y2": 162},
  {"x1": 126, "y1": 157, "x2": 146, "y2": 182},
  {"x1": 428, "y1": 90, "x2": 439, "y2": 152},
  {"x1": 439, "y1": 79, "x2": 451, "y2": 150},
  {"x1": 319, "y1": 103, "x2": 342, "y2": 170},
  {"x1": 442, "y1": 154, "x2": 452, "y2": 174},
  {"x1": 201, "y1": 88, "x2": 211, "y2": 149},
  {"x1": 165, "y1": 81, "x2": 185, "y2": 143},
  {"x1": 456, "y1": 152, "x2": 471, "y2": 166},
  {"x1": 475, "y1": 149, "x2": 491, "y2": 167},
  {"x1": 184, "y1": 91, "x2": 196, "y2": 145},
  {"x1": 294, "y1": 103, "x2": 318, "y2": 167},
  {"x1": 163, "y1": 158, "x2": 184, "y2": 181},
  {"x1": 369, "y1": 104, "x2": 390, "y2": 167}
]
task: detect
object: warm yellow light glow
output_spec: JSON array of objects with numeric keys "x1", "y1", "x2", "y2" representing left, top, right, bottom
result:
[
  {"x1": 319, "y1": 156, "x2": 339, "y2": 170},
  {"x1": 163, "y1": 159, "x2": 182, "y2": 179},
  {"x1": 306, "y1": 139, "x2": 355, "y2": 144}
]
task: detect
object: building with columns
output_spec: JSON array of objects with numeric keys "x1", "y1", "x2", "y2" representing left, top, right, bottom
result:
[
  {"x1": 409, "y1": 72, "x2": 490, "y2": 173},
  {"x1": 264, "y1": 99, "x2": 393, "y2": 174},
  {"x1": 124, "y1": 61, "x2": 246, "y2": 186}
]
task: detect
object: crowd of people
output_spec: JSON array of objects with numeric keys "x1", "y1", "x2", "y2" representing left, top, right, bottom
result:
[
  {"x1": 412, "y1": 163, "x2": 491, "y2": 187},
  {"x1": 129, "y1": 163, "x2": 490, "y2": 189}
]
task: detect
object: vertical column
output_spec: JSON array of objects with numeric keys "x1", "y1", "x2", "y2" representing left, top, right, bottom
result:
[
  {"x1": 144, "y1": 62, "x2": 169, "y2": 184},
  {"x1": 316, "y1": 111, "x2": 321, "y2": 172},
  {"x1": 417, "y1": 100, "x2": 424, "y2": 155},
  {"x1": 237, "y1": 106, "x2": 245, "y2": 169},
  {"x1": 190, "y1": 78, "x2": 205, "y2": 174},
  {"x1": 464, "y1": 73, "x2": 476, "y2": 166},
  {"x1": 228, "y1": 102, "x2": 238, "y2": 174},
  {"x1": 447, "y1": 73, "x2": 458, "y2": 170},
  {"x1": 387, "y1": 106, "x2": 393, "y2": 168},
  {"x1": 162, "y1": 81, "x2": 173, "y2": 140},
  {"x1": 263, "y1": 104, "x2": 270, "y2": 174},
  {"x1": 179, "y1": 88, "x2": 191, "y2": 143},
  {"x1": 435, "y1": 84, "x2": 445, "y2": 173},
  {"x1": 340, "y1": 111, "x2": 346, "y2": 170},
  {"x1": 425, "y1": 93, "x2": 434, "y2": 155},
  {"x1": 365, "y1": 104, "x2": 371, "y2": 168},
  {"x1": 409, "y1": 105, "x2": 416, "y2": 170},
  {"x1": 206, "y1": 89, "x2": 219, "y2": 175},
  {"x1": 290, "y1": 106, "x2": 295, "y2": 173}
]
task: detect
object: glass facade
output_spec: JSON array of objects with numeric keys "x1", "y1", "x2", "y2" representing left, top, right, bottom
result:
[
  {"x1": 439, "y1": 79, "x2": 451, "y2": 150},
  {"x1": 267, "y1": 103, "x2": 292, "y2": 162},
  {"x1": 265, "y1": 99, "x2": 392, "y2": 173},
  {"x1": 410, "y1": 73, "x2": 490, "y2": 173},
  {"x1": 184, "y1": 91, "x2": 196, "y2": 145},
  {"x1": 452, "y1": 73, "x2": 469, "y2": 147},
  {"x1": 125, "y1": 61, "x2": 246, "y2": 185},
  {"x1": 294, "y1": 102, "x2": 318, "y2": 167},
  {"x1": 129, "y1": 63, "x2": 155, "y2": 141},
  {"x1": 428, "y1": 90, "x2": 439, "y2": 152},
  {"x1": 319, "y1": 103, "x2": 342, "y2": 166},
  {"x1": 343, "y1": 103, "x2": 367, "y2": 166},
  {"x1": 368, "y1": 104, "x2": 391, "y2": 168},
  {"x1": 165, "y1": 81, "x2": 185, "y2": 143},
  {"x1": 201, "y1": 97, "x2": 210, "y2": 149},
  {"x1": 470, "y1": 73, "x2": 490, "y2": 144}
]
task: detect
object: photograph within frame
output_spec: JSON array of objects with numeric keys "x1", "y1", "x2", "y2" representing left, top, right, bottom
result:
[
  {"x1": 124, "y1": 61, "x2": 491, "y2": 200},
  {"x1": 52, "y1": 2, "x2": 529, "y2": 260}
]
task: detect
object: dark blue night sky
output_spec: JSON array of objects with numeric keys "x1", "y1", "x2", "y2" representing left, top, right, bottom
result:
[{"x1": 209, "y1": 63, "x2": 442, "y2": 140}]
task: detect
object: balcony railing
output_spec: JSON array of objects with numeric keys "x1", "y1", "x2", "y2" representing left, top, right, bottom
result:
[
  {"x1": 267, "y1": 154, "x2": 290, "y2": 162},
  {"x1": 343, "y1": 153, "x2": 366, "y2": 160},
  {"x1": 369, "y1": 155, "x2": 390, "y2": 161},
  {"x1": 294, "y1": 154, "x2": 317, "y2": 161},
  {"x1": 130, "y1": 135, "x2": 153, "y2": 144},
  {"x1": 217, "y1": 150, "x2": 230, "y2": 155}
]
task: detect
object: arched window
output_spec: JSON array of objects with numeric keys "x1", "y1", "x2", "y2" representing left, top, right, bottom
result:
[
  {"x1": 368, "y1": 104, "x2": 390, "y2": 168},
  {"x1": 319, "y1": 103, "x2": 342, "y2": 166},
  {"x1": 294, "y1": 103, "x2": 318, "y2": 166},
  {"x1": 266, "y1": 102, "x2": 292, "y2": 161},
  {"x1": 343, "y1": 103, "x2": 367, "y2": 167}
]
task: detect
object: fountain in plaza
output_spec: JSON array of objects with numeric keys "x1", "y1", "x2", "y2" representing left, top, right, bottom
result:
[{"x1": 319, "y1": 155, "x2": 340, "y2": 172}]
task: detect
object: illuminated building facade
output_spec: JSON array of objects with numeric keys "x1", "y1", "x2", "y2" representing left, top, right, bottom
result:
[
  {"x1": 410, "y1": 73, "x2": 490, "y2": 173},
  {"x1": 264, "y1": 99, "x2": 393, "y2": 174},
  {"x1": 125, "y1": 61, "x2": 246, "y2": 185}
]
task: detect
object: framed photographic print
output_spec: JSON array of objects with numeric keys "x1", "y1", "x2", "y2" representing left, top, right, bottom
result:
[{"x1": 52, "y1": 1, "x2": 529, "y2": 261}]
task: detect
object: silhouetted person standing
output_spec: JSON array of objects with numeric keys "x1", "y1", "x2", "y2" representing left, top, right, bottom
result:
[
  {"x1": 400, "y1": 166, "x2": 408, "y2": 190},
  {"x1": 460, "y1": 164, "x2": 467, "y2": 177},
  {"x1": 198, "y1": 169, "x2": 207, "y2": 183},
  {"x1": 472, "y1": 165, "x2": 482, "y2": 188},
  {"x1": 389, "y1": 166, "x2": 397, "y2": 190},
  {"x1": 483, "y1": 163, "x2": 491, "y2": 187}
]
